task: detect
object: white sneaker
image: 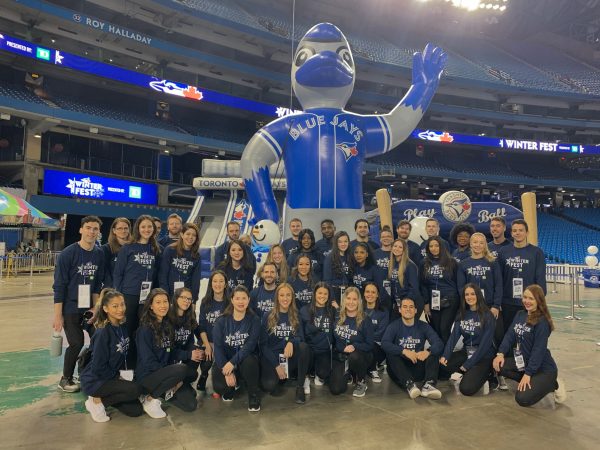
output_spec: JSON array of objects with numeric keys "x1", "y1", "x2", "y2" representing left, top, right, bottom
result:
[
  {"x1": 497, "y1": 376, "x2": 508, "y2": 391},
  {"x1": 450, "y1": 372, "x2": 463, "y2": 384},
  {"x1": 420, "y1": 382, "x2": 442, "y2": 400},
  {"x1": 85, "y1": 397, "x2": 110, "y2": 423},
  {"x1": 370, "y1": 370, "x2": 382, "y2": 383},
  {"x1": 303, "y1": 377, "x2": 311, "y2": 395},
  {"x1": 142, "y1": 397, "x2": 167, "y2": 419},
  {"x1": 554, "y1": 377, "x2": 567, "y2": 404},
  {"x1": 482, "y1": 381, "x2": 490, "y2": 396},
  {"x1": 407, "y1": 383, "x2": 421, "y2": 399},
  {"x1": 314, "y1": 376, "x2": 324, "y2": 386}
]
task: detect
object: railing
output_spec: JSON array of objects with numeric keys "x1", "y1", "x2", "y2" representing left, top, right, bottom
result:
[
  {"x1": 546, "y1": 264, "x2": 589, "y2": 321},
  {"x1": 0, "y1": 252, "x2": 60, "y2": 280}
]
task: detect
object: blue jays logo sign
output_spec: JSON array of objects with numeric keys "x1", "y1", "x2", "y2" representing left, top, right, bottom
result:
[{"x1": 336, "y1": 142, "x2": 358, "y2": 161}]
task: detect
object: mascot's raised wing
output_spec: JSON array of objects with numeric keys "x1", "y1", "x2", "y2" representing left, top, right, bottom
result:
[{"x1": 241, "y1": 23, "x2": 446, "y2": 236}]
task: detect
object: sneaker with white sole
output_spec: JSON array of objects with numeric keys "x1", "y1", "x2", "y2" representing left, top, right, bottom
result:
[
  {"x1": 58, "y1": 377, "x2": 80, "y2": 393},
  {"x1": 482, "y1": 380, "x2": 490, "y2": 396},
  {"x1": 352, "y1": 380, "x2": 368, "y2": 397},
  {"x1": 497, "y1": 375, "x2": 508, "y2": 391},
  {"x1": 450, "y1": 372, "x2": 463, "y2": 384},
  {"x1": 554, "y1": 377, "x2": 567, "y2": 404},
  {"x1": 314, "y1": 376, "x2": 324, "y2": 386},
  {"x1": 85, "y1": 397, "x2": 110, "y2": 423},
  {"x1": 407, "y1": 382, "x2": 421, "y2": 399},
  {"x1": 303, "y1": 377, "x2": 311, "y2": 395},
  {"x1": 420, "y1": 382, "x2": 442, "y2": 399},
  {"x1": 248, "y1": 394, "x2": 261, "y2": 412},
  {"x1": 142, "y1": 397, "x2": 166, "y2": 419},
  {"x1": 222, "y1": 390, "x2": 234, "y2": 402},
  {"x1": 370, "y1": 370, "x2": 382, "y2": 383}
]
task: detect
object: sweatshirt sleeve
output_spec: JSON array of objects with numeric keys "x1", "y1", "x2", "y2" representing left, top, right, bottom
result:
[
  {"x1": 243, "y1": 270, "x2": 255, "y2": 291},
  {"x1": 381, "y1": 322, "x2": 402, "y2": 356},
  {"x1": 101, "y1": 245, "x2": 113, "y2": 288},
  {"x1": 293, "y1": 319, "x2": 305, "y2": 344},
  {"x1": 198, "y1": 304, "x2": 209, "y2": 335},
  {"x1": 373, "y1": 312, "x2": 389, "y2": 343},
  {"x1": 419, "y1": 262, "x2": 429, "y2": 305},
  {"x1": 525, "y1": 320, "x2": 551, "y2": 376},
  {"x1": 136, "y1": 327, "x2": 162, "y2": 376},
  {"x1": 406, "y1": 262, "x2": 420, "y2": 303},
  {"x1": 492, "y1": 261, "x2": 503, "y2": 308},
  {"x1": 425, "y1": 323, "x2": 444, "y2": 356},
  {"x1": 158, "y1": 247, "x2": 172, "y2": 292},
  {"x1": 498, "y1": 316, "x2": 517, "y2": 355},
  {"x1": 213, "y1": 318, "x2": 227, "y2": 369},
  {"x1": 457, "y1": 262, "x2": 467, "y2": 295},
  {"x1": 89, "y1": 329, "x2": 113, "y2": 381},
  {"x1": 52, "y1": 246, "x2": 72, "y2": 303},
  {"x1": 259, "y1": 318, "x2": 279, "y2": 368},
  {"x1": 231, "y1": 316, "x2": 260, "y2": 367},
  {"x1": 442, "y1": 319, "x2": 462, "y2": 362},
  {"x1": 300, "y1": 307, "x2": 319, "y2": 336},
  {"x1": 463, "y1": 314, "x2": 495, "y2": 371},
  {"x1": 112, "y1": 246, "x2": 127, "y2": 293},
  {"x1": 323, "y1": 254, "x2": 333, "y2": 283},
  {"x1": 93, "y1": 250, "x2": 105, "y2": 296},
  {"x1": 354, "y1": 318, "x2": 374, "y2": 352},
  {"x1": 173, "y1": 329, "x2": 195, "y2": 362}
]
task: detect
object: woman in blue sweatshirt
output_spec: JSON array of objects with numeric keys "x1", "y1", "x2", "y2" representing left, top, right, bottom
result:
[
  {"x1": 420, "y1": 236, "x2": 459, "y2": 344},
  {"x1": 388, "y1": 238, "x2": 420, "y2": 320},
  {"x1": 259, "y1": 283, "x2": 310, "y2": 404},
  {"x1": 159, "y1": 223, "x2": 202, "y2": 302},
  {"x1": 351, "y1": 242, "x2": 382, "y2": 293},
  {"x1": 217, "y1": 239, "x2": 255, "y2": 291},
  {"x1": 330, "y1": 287, "x2": 374, "y2": 398},
  {"x1": 289, "y1": 254, "x2": 316, "y2": 311},
  {"x1": 323, "y1": 231, "x2": 354, "y2": 304},
  {"x1": 113, "y1": 214, "x2": 161, "y2": 367},
  {"x1": 100, "y1": 217, "x2": 131, "y2": 289},
  {"x1": 212, "y1": 285, "x2": 262, "y2": 412},
  {"x1": 458, "y1": 233, "x2": 504, "y2": 345},
  {"x1": 135, "y1": 288, "x2": 189, "y2": 419},
  {"x1": 363, "y1": 282, "x2": 389, "y2": 384},
  {"x1": 197, "y1": 270, "x2": 230, "y2": 393},
  {"x1": 450, "y1": 222, "x2": 475, "y2": 263},
  {"x1": 80, "y1": 289, "x2": 142, "y2": 422},
  {"x1": 167, "y1": 287, "x2": 202, "y2": 412},
  {"x1": 440, "y1": 284, "x2": 495, "y2": 396},
  {"x1": 287, "y1": 229, "x2": 324, "y2": 279},
  {"x1": 300, "y1": 282, "x2": 335, "y2": 393},
  {"x1": 493, "y1": 284, "x2": 566, "y2": 407}
]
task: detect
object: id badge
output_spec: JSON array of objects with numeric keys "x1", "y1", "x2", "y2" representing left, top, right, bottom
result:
[
  {"x1": 139, "y1": 281, "x2": 153, "y2": 304},
  {"x1": 278, "y1": 354, "x2": 289, "y2": 378},
  {"x1": 383, "y1": 280, "x2": 391, "y2": 297},
  {"x1": 119, "y1": 369, "x2": 134, "y2": 381},
  {"x1": 514, "y1": 349, "x2": 525, "y2": 371},
  {"x1": 466, "y1": 345, "x2": 476, "y2": 359},
  {"x1": 513, "y1": 278, "x2": 523, "y2": 298},
  {"x1": 431, "y1": 290, "x2": 441, "y2": 311},
  {"x1": 78, "y1": 284, "x2": 91, "y2": 309},
  {"x1": 173, "y1": 281, "x2": 185, "y2": 291}
]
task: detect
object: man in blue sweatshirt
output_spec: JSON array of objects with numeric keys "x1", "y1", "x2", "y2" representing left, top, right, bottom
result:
[
  {"x1": 350, "y1": 219, "x2": 380, "y2": 252},
  {"x1": 214, "y1": 221, "x2": 256, "y2": 272},
  {"x1": 497, "y1": 219, "x2": 546, "y2": 334},
  {"x1": 397, "y1": 220, "x2": 421, "y2": 265},
  {"x1": 281, "y1": 218, "x2": 303, "y2": 256},
  {"x1": 53, "y1": 216, "x2": 105, "y2": 393},
  {"x1": 382, "y1": 298, "x2": 444, "y2": 399},
  {"x1": 158, "y1": 214, "x2": 182, "y2": 248},
  {"x1": 250, "y1": 263, "x2": 278, "y2": 318},
  {"x1": 488, "y1": 216, "x2": 511, "y2": 258},
  {"x1": 315, "y1": 219, "x2": 336, "y2": 259}
]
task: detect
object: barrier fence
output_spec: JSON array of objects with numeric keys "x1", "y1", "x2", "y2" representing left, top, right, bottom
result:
[
  {"x1": 0, "y1": 252, "x2": 60, "y2": 281},
  {"x1": 546, "y1": 264, "x2": 590, "y2": 321}
]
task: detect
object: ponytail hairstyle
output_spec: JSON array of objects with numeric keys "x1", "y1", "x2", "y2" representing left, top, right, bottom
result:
[
  {"x1": 267, "y1": 283, "x2": 299, "y2": 333},
  {"x1": 388, "y1": 238, "x2": 409, "y2": 287},
  {"x1": 470, "y1": 232, "x2": 495, "y2": 262},
  {"x1": 168, "y1": 287, "x2": 198, "y2": 331},
  {"x1": 338, "y1": 286, "x2": 365, "y2": 328},
  {"x1": 524, "y1": 284, "x2": 555, "y2": 331},
  {"x1": 173, "y1": 223, "x2": 200, "y2": 258},
  {"x1": 223, "y1": 285, "x2": 251, "y2": 316},
  {"x1": 139, "y1": 288, "x2": 173, "y2": 345},
  {"x1": 460, "y1": 283, "x2": 490, "y2": 326},
  {"x1": 309, "y1": 282, "x2": 334, "y2": 322},
  {"x1": 94, "y1": 288, "x2": 125, "y2": 328}
]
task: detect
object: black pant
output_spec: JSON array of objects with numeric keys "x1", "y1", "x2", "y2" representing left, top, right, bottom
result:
[
  {"x1": 493, "y1": 312, "x2": 504, "y2": 348},
  {"x1": 140, "y1": 364, "x2": 188, "y2": 400},
  {"x1": 329, "y1": 350, "x2": 373, "y2": 395},
  {"x1": 63, "y1": 313, "x2": 86, "y2": 378},
  {"x1": 440, "y1": 350, "x2": 494, "y2": 396},
  {"x1": 183, "y1": 360, "x2": 200, "y2": 384},
  {"x1": 197, "y1": 358, "x2": 213, "y2": 387},
  {"x1": 386, "y1": 353, "x2": 440, "y2": 388},
  {"x1": 212, "y1": 354, "x2": 260, "y2": 398},
  {"x1": 500, "y1": 357, "x2": 558, "y2": 407},
  {"x1": 429, "y1": 298, "x2": 459, "y2": 344},
  {"x1": 307, "y1": 347, "x2": 331, "y2": 381},
  {"x1": 369, "y1": 343, "x2": 386, "y2": 371},
  {"x1": 169, "y1": 383, "x2": 197, "y2": 412},
  {"x1": 123, "y1": 294, "x2": 141, "y2": 369},
  {"x1": 93, "y1": 378, "x2": 143, "y2": 416},
  {"x1": 260, "y1": 342, "x2": 310, "y2": 392},
  {"x1": 501, "y1": 303, "x2": 523, "y2": 335}
]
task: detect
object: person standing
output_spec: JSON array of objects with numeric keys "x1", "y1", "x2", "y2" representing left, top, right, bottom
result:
[
  {"x1": 100, "y1": 218, "x2": 131, "y2": 289},
  {"x1": 373, "y1": 227, "x2": 393, "y2": 276},
  {"x1": 281, "y1": 218, "x2": 303, "y2": 257},
  {"x1": 287, "y1": 229, "x2": 323, "y2": 279},
  {"x1": 396, "y1": 220, "x2": 421, "y2": 266},
  {"x1": 323, "y1": 231, "x2": 354, "y2": 304},
  {"x1": 417, "y1": 218, "x2": 450, "y2": 266},
  {"x1": 388, "y1": 238, "x2": 420, "y2": 319},
  {"x1": 53, "y1": 215, "x2": 105, "y2": 393},
  {"x1": 217, "y1": 239, "x2": 255, "y2": 292},
  {"x1": 315, "y1": 219, "x2": 336, "y2": 259},
  {"x1": 363, "y1": 282, "x2": 389, "y2": 383},
  {"x1": 289, "y1": 254, "x2": 316, "y2": 311},
  {"x1": 497, "y1": 219, "x2": 546, "y2": 334},
  {"x1": 450, "y1": 222, "x2": 475, "y2": 262},
  {"x1": 350, "y1": 219, "x2": 380, "y2": 252},
  {"x1": 214, "y1": 221, "x2": 241, "y2": 268},
  {"x1": 158, "y1": 214, "x2": 182, "y2": 248},
  {"x1": 488, "y1": 216, "x2": 511, "y2": 258},
  {"x1": 250, "y1": 262, "x2": 278, "y2": 318}
]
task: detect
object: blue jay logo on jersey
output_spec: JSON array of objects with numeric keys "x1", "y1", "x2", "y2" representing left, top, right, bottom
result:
[{"x1": 336, "y1": 142, "x2": 358, "y2": 161}]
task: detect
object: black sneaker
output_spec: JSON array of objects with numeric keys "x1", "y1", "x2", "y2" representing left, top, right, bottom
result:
[
  {"x1": 222, "y1": 390, "x2": 234, "y2": 402},
  {"x1": 196, "y1": 376, "x2": 208, "y2": 392},
  {"x1": 58, "y1": 376, "x2": 80, "y2": 393},
  {"x1": 248, "y1": 394, "x2": 261, "y2": 412},
  {"x1": 295, "y1": 386, "x2": 306, "y2": 404}
]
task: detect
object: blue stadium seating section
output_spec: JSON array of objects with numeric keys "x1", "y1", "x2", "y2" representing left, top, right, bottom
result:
[
  {"x1": 538, "y1": 212, "x2": 600, "y2": 264},
  {"x1": 559, "y1": 208, "x2": 600, "y2": 230}
]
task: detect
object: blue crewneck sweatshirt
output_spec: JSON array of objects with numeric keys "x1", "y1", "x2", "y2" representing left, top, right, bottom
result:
[
  {"x1": 498, "y1": 244, "x2": 546, "y2": 306},
  {"x1": 389, "y1": 259, "x2": 420, "y2": 307},
  {"x1": 113, "y1": 242, "x2": 160, "y2": 297},
  {"x1": 365, "y1": 307, "x2": 389, "y2": 343},
  {"x1": 259, "y1": 311, "x2": 305, "y2": 368},
  {"x1": 100, "y1": 243, "x2": 118, "y2": 288},
  {"x1": 381, "y1": 319, "x2": 443, "y2": 356},
  {"x1": 170, "y1": 315, "x2": 196, "y2": 363},
  {"x1": 452, "y1": 247, "x2": 471, "y2": 263},
  {"x1": 352, "y1": 263, "x2": 381, "y2": 291},
  {"x1": 323, "y1": 252, "x2": 352, "y2": 287},
  {"x1": 158, "y1": 246, "x2": 202, "y2": 301},
  {"x1": 219, "y1": 265, "x2": 255, "y2": 292},
  {"x1": 315, "y1": 237, "x2": 333, "y2": 258},
  {"x1": 250, "y1": 284, "x2": 277, "y2": 318},
  {"x1": 213, "y1": 313, "x2": 261, "y2": 369},
  {"x1": 53, "y1": 242, "x2": 104, "y2": 314},
  {"x1": 198, "y1": 298, "x2": 227, "y2": 342},
  {"x1": 457, "y1": 257, "x2": 502, "y2": 308},
  {"x1": 80, "y1": 323, "x2": 129, "y2": 395},
  {"x1": 442, "y1": 310, "x2": 495, "y2": 370},
  {"x1": 498, "y1": 311, "x2": 557, "y2": 376},
  {"x1": 487, "y1": 239, "x2": 511, "y2": 258},
  {"x1": 289, "y1": 276, "x2": 314, "y2": 310},
  {"x1": 135, "y1": 321, "x2": 172, "y2": 382},
  {"x1": 281, "y1": 237, "x2": 299, "y2": 257},
  {"x1": 287, "y1": 248, "x2": 323, "y2": 279},
  {"x1": 300, "y1": 305, "x2": 334, "y2": 354},
  {"x1": 333, "y1": 315, "x2": 374, "y2": 353},
  {"x1": 419, "y1": 258, "x2": 459, "y2": 304}
]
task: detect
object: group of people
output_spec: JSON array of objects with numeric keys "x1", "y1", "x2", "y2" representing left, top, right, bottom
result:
[{"x1": 51, "y1": 212, "x2": 566, "y2": 423}]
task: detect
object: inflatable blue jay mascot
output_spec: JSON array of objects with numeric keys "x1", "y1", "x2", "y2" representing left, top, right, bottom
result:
[{"x1": 241, "y1": 23, "x2": 446, "y2": 237}]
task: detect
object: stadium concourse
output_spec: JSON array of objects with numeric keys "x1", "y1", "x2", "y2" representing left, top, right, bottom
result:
[{"x1": 0, "y1": 273, "x2": 598, "y2": 449}]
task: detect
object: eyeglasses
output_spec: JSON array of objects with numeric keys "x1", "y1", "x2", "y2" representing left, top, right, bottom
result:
[
  {"x1": 179, "y1": 296, "x2": 193, "y2": 302},
  {"x1": 114, "y1": 227, "x2": 129, "y2": 231}
]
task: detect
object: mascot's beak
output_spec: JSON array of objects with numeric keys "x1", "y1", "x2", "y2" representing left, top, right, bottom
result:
[{"x1": 295, "y1": 51, "x2": 353, "y2": 88}]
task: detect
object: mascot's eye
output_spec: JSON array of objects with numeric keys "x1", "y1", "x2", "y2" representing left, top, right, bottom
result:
[
  {"x1": 337, "y1": 47, "x2": 353, "y2": 68},
  {"x1": 295, "y1": 47, "x2": 314, "y2": 67}
]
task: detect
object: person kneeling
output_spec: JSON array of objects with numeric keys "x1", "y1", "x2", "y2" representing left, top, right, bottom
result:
[
  {"x1": 80, "y1": 289, "x2": 142, "y2": 422},
  {"x1": 382, "y1": 297, "x2": 444, "y2": 399},
  {"x1": 259, "y1": 283, "x2": 310, "y2": 404},
  {"x1": 136, "y1": 289, "x2": 189, "y2": 418},
  {"x1": 439, "y1": 284, "x2": 495, "y2": 396},
  {"x1": 212, "y1": 286, "x2": 262, "y2": 412}
]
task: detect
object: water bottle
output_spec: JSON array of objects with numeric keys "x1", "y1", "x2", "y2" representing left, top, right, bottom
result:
[{"x1": 50, "y1": 331, "x2": 63, "y2": 357}]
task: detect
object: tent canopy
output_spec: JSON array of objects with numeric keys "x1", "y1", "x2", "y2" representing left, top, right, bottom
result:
[{"x1": 0, "y1": 189, "x2": 61, "y2": 229}]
